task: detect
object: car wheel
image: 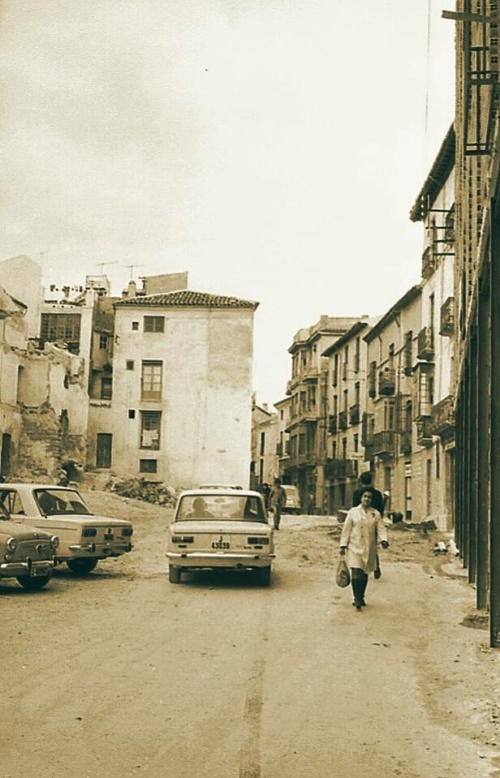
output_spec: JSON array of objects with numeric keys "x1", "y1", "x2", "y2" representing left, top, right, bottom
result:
[
  {"x1": 169, "y1": 565, "x2": 182, "y2": 584},
  {"x1": 16, "y1": 573, "x2": 52, "y2": 590},
  {"x1": 67, "y1": 558, "x2": 98, "y2": 575},
  {"x1": 257, "y1": 566, "x2": 271, "y2": 587}
]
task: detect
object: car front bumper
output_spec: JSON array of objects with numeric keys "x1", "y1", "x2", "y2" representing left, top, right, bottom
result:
[
  {"x1": 0, "y1": 559, "x2": 54, "y2": 577},
  {"x1": 167, "y1": 551, "x2": 275, "y2": 569}
]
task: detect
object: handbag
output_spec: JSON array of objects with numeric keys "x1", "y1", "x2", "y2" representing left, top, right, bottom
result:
[{"x1": 336, "y1": 558, "x2": 351, "y2": 588}]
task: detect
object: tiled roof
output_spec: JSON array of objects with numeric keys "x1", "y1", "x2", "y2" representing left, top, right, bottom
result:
[{"x1": 114, "y1": 290, "x2": 259, "y2": 310}]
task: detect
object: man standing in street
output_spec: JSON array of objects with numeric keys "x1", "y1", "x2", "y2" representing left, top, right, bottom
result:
[{"x1": 268, "y1": 477, "x2": 287, "y2": 530}]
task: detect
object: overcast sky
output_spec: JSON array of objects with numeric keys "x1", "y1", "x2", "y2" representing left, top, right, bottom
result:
[{"x1": 0, "y1": 0, "x2": 455, "y2": 405}]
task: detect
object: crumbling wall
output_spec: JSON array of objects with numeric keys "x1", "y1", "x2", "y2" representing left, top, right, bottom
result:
[{"x1": 14, "y1": 405, "x2": 63, "y2": 482}]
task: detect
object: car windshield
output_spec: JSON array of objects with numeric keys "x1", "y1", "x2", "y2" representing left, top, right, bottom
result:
[
  {"x1": 34, "y1": 488, "x2": 92, "y2": 516},
  {"x1": 176, "y1": 494, "x2": 267, "y2": 523}
]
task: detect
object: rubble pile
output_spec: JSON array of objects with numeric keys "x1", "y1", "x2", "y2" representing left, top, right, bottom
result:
[{"x1": 105, "y1": 476, "x2": 178, "y2": 506}]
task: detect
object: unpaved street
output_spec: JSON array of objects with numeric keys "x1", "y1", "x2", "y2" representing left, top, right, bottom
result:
[{"x1": 1, "y1": 488, "x2": 499, "y2": 778}]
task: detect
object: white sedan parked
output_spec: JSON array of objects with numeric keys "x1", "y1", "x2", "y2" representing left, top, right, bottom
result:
[
  {"x1": 167, "y1": 489, "x2": 275, "y2": 586},
  {"x1": 0, "y1": 484, "x2": 134, "y2": 575}
]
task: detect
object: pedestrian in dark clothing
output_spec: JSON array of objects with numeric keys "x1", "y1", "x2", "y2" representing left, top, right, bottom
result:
[
  {"x1": 262, "y1": 482, "x2": 271, "y2": 504},
  {"x1": 352, "y1": 471, "x2": 385, "y2": 514},
  {"x1": 268, "y1": 477, "x2": 286, "y2": 530}
]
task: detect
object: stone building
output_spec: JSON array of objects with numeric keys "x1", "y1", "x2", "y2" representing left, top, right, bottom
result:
[
  {"x1": 321, "y1": 318, "x2": 375, "y2": 515},
  {"x1": 283, "y1": 315, "x2": 360, "y2": 513},
  {"x1": 410, "y1": 124, "x2": 456, "y2": 530},
  {"x1": 87, "y1": 289, "x2": 258, "y2": 488}
]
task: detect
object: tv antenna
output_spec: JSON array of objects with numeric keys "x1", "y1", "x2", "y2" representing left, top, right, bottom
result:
[
  {"x1": 96, "y1": 261, "x2": 118, "y2": 274},
  {"x1": 125, "y1": 264, "x2": 145, "y2": 280}
]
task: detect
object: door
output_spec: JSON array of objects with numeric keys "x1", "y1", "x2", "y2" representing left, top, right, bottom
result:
[
  {"x1": 96, "y1": 433, "x2": 112, "y2": 468},
  {"x1": 1, "y1": 433, "x2": 11, "y2": 478}
]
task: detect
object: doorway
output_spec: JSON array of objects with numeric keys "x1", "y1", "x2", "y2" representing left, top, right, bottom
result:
[{"x1": 96, "y1": 433, "x2": 112, "y2": 468}]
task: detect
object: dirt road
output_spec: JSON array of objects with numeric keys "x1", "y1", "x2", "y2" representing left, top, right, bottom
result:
[{"x1": 1, "y1": 489, "x2": 499, "y2": 777}]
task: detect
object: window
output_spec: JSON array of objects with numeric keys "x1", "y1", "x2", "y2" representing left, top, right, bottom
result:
[
  {"x1": 100, "y1": 377, "x2": 112, "y2": 400},
  {"x1": 132, "y1": 322, "x2": 139, "y2": 331},
  {"x1": 342, "y1": 438, "x2": 347, "y2": 459},
  {"x1": 140, "y1": 459, "x2": 157, "y2": 473},
  {"x1": 128, "y1": 410, "x2": 135, "y2": 419},
  {"x1": 260, "y1": 432, "x2": 265, "y2": 456},
  {"x1": 144, "y1": 316, "x2": 165, "y2": 333},
  {"x1": 354, "y1": 337, "x2": 361, "y2": 373},
  {"x1": 99, "y1": 334, "x2": 108, "y2": 350},
  {"x1": 41, "y1": 313, "x2": 81, "y2": 353},
  {"x1": 353, "y1": 433, "x2": 359, "y2": 453},
  {"x1": 126, "y1": 360, "x2": 134, "y2": 370},
  {"x1": 141, "y1": 361, "x2": 162, "y2": 400},
  {"x1": 140, "y1": 411, "x2": 161, "y2": 449}
]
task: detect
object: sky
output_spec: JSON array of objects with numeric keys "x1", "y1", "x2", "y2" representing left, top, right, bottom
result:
[{"x1": 0, "y1": 0, "x2": 455, "y2": 406}]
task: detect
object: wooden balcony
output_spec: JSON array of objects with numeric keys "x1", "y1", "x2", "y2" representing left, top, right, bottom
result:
[
  {"x1": 399, "y1": 430, "x2": 412, "y2": 454},
  {"x1": 439, "y1": 297, "x2": 455, "y2": 337},
  {"x1": 349, "y1": 403, "x2": 360, "y2": 425},
  {"x1": 416, "y1": 418, "x2": 433, "y2": 447},
  {"x1": 324, "y1": 458, "x2": 358, "y2": 480},
  {"x1": 430, "y1": 394, "x2": 455, "y2": 439},
  {"x1": 417, "y1": 326, "x2": 434, "y2": 361},
  {"x1": 378, "y1": 367, "x2": 396, "y2": 395},
  {"x1": 372, "y1": 430, "x2": 396, "y2": 458},
  {"x1": 421, "y1": 245, "x2": 437, "y2": 279},
  {"x1": 361, "y1": 412, "x2": 373, "y2": 446}
]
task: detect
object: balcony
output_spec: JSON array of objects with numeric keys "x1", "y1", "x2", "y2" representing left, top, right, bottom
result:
[
  {"x1": 430, "y1": 394, "x2": 455, "y2": 439},
  {"x1": 368, "y1": 364, "x2": 377, "y2": 398},
  {"x1": 416, "y1": 418, "x2": 433, "y2": 447},
  {"x1": 444, "y1": 204, "x2": 455, "y2": 244},
  {"x1": 287, "y1": 450, "x2": 317, "y2": 469},
  {"x1": 417, "y1": 326, "x2": 434, "y2": 361},
  {"x1": 399, "y1": 430, "x2": 412, "y2": 454},
  {"x1": 439, "y1": 297, "x2": 455, "y2": 337},
  {"x1": 361, "y1": 412, "x2": 374, "y2": 446},
  {"x1": 338, "y1": 410, "x2": 348, "y2": 430},
  {"x1": 372, "y1": 430, "x2": 396, "y2": 458},
  {"x1": 302, "y1": 365, "x2": 319, "y2": 382},
  {"x1": 276, "y1": 442, "x2": 290, "y2": 459},
  {"x1": 378, "y1": 367, "x2": 396, "y2": 395},
  {"x1": 324, "y1": 458, "x2": 358, "y2": 480},
  {"x1": 421, "y1": 245, "x2": 437, "y2": 279},
  {"x1": 349, "y1": 403, "x2": 360, "y2": 425}
]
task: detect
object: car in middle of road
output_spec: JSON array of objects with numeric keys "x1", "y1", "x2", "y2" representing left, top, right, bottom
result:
[
  {"x1": 0, "y1": 483, "x2": 134, "y2": 576},
  {"x1": 167, "y1": 488, "x2": 274, "y2": 585}
]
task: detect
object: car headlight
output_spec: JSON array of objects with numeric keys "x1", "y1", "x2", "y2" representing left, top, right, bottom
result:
[
  {"x1": 6, "y1": 537, "x2": 18, "y2": 552},
  {"x1": 122, "y1": 527, "x2": 134, "y2": 537},
  {"x1": 50, "y1": 535, "x2": 59, "y2": 550}
]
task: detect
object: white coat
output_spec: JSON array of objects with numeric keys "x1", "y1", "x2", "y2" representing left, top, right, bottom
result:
[{"x1": 340, "y1": 504, "x2": 387, "y2": 573}]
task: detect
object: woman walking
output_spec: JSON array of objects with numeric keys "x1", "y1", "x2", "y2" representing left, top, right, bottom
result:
[{"x1": 340, "y1": 490, "x2": 389, "y2": 610}]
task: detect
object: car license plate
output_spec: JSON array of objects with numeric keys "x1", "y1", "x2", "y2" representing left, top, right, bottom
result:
[
  {"x1": 31, "y1": 566, "x2": 47, "y2": 576},
  {"x1": 211, "y1": 539, "x2": 230, "y2": 550}
]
